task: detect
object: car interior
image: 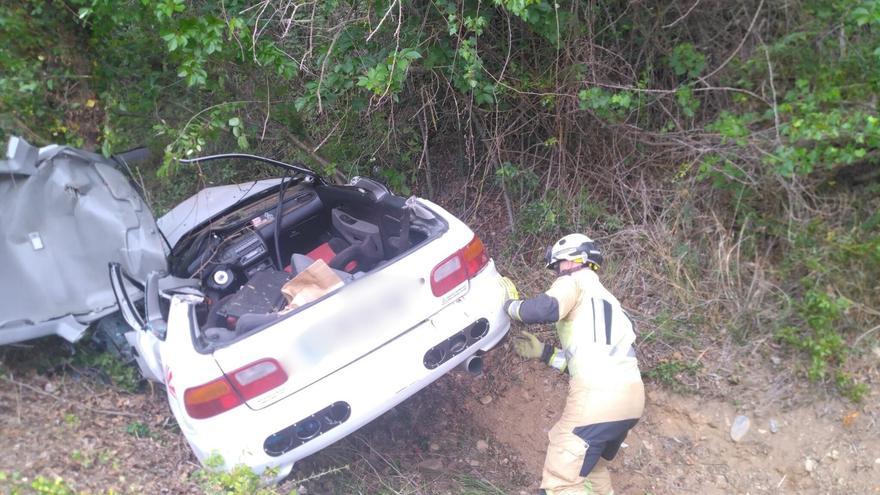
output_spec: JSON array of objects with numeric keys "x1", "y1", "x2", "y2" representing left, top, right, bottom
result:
[{"x1": 166, "y1": 176, "x2": 444, "y2": 344}]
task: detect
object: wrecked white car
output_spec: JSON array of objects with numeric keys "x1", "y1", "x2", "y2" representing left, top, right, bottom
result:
[{"x1": 0, "y1": 137, "x2": 510, "y2": 478}]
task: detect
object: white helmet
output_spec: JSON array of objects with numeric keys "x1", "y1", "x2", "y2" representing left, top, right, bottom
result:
[{"x1": 544, "y1": 233, "x2": 603, "y2": 271}]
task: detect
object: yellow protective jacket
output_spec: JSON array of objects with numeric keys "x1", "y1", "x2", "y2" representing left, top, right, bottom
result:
[{"x1": 506, "y1": 268, "x2": 640, "y2": 386}]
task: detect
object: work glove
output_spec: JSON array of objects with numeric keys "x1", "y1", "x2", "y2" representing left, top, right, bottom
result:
[
  {"x1": 512, "y1": 330, "x2": 544, "y2": 359},
  {"x1": 498, "y1": 276, "x2": 519, "y2": 301}
]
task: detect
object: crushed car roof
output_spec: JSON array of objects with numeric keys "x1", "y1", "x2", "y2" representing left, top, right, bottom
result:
[{"x1": 0, "y1": 137, "x2": 167, "y2": 344}]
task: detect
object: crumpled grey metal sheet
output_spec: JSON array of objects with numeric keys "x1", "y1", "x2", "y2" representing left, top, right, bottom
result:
[{"x1": 0, "y1": 137, "x2": 167, "y2": 344}]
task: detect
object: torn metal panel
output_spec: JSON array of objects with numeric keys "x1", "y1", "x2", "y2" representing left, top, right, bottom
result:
[
  {"x1": 0, "y1": 315, "x2": 90, "y2": 346},
  {"x1": 0, "y1": 137, "x2": 167, "y2": 344},
  {"x1": 2, "y1": 136, "x2": 39, "y2": 176}
]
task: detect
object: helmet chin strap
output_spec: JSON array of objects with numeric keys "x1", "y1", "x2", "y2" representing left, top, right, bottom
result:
[{"x1": 556, "y1": 262, "x2": 598, "y2": 276}]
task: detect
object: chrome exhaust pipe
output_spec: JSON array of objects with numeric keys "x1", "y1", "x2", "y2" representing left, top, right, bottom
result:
[{"x1": 459, "y1": 355, "x2": 483, "y2": 375}]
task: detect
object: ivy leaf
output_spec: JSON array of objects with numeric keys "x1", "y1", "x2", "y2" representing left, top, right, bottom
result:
[{"x1": 447, "y1": 14, "x2": 458, "y2": 36}]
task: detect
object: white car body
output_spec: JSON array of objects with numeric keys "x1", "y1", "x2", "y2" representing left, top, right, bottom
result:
[
  {"x1": 135, "y1": 201, "x2": 508, "y2": 478},
  {"x1": 103, "y1": 158, "x2": 510, "y2": 478}
]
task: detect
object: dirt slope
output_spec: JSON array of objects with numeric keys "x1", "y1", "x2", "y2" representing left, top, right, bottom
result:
[
  {"x1": 1, "y1": 345, "x2": 878, "y2": 494},
  {"x1": 467, "y1": 348, "x2": 880, "y2": 494}
]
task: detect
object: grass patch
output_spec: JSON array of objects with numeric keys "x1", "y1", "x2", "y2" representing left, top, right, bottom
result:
[
  {"x1": 453, "y1": 474, "x2": 508, "y2": 494},
  {"x1": 71, "y1": 349, "x2": 142, "y2": 393},
  {"x1": 193, "y1": 454, "x2": 292, "y2": 495},
  {"x1": 0, "y1": 473, "x2": 89, "y2": 495},
  {"x1": 774, "y1": 214, "x2": 879, "y2": 401},
  {"x1": 644, "y1": 360, "x2": 702, "y2": 392},
  {"x1": 125, "y1": 421, "x2": 152, "y2": 439},
  {"x1": 641, "y1": 310, "x2": 701, "y2": 346}
]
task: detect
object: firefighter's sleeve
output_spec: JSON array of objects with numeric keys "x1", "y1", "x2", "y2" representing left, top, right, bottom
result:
[{"x1": 504, "y1": 276, "x2": 578, "y2": 324}]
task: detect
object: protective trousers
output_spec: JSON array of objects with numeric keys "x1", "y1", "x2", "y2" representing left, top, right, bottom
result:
[{"x1": 540, "y1": 379, "x2": 645, "y2": 495}]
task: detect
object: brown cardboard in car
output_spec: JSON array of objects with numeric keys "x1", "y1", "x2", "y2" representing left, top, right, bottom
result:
[{"x1": 281, "y1": 259, "x2": 344, "y2": 311}]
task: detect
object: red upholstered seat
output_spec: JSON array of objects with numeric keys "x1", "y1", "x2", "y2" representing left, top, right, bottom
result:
[{"x1": 307, "y1": 242, "x2": 337, "y2": 264}]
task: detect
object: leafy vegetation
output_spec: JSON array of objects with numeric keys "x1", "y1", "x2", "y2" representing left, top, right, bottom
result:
[
  {"x1": 193, "y1": 454, "x2": 293, "y2": 495},
  {"x1": 776, "y1": 217, "x2": 879, "y2": 400},
  {"x1": 71, "y1": 349, "x2": 142, "y2": 393},
  {"x1": 644, "y1": 360, "x2": 702, "y2": 393},
  {"x1": 124, "y1": 421, "x2": 153, "y2": 439},
  {"x1": 0, "y1": 457, "x2": 294, "y2": 495},
  {"x1": 0, "y1": 473, "x2": 107, "y2": 495},
  {"x1": 0, "y1": 475, "x2": 69, "y2": 495}
]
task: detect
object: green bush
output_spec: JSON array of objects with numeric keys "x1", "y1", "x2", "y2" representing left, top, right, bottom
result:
[
  {"x1": 644, "y1": 360, "x2": 702, "y2": 392},
  {"x1": 774, "y1": 216, "x2": 879, "y2": 400},
  {"x1": 778, "y1": 290, "x2": 849, "y2": 381},
  {"x1": 71, "y1": 346, "x2": 142, "y2": 393},
  {"x1": 0, "y1": 473, "x2": 81, "y2": 495},
  {"x1": 193, "y1": 454, "x2": 294, "y2": 495}
]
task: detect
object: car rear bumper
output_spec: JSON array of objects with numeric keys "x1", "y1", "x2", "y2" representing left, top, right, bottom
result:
[{"x1": 179, "y1": 262, "x2": 510, "y2": 478}]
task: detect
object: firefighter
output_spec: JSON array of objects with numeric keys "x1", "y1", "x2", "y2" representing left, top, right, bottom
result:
[{"x1": 499, "y1": 233, "x2": 644, "y2": 495}]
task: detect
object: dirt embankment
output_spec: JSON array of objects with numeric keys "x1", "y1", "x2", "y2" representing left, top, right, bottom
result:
[
  {"x1": 2, "y1": 341, "x2": 878, "y2": 494},
  {"x1": 468, "y1": 349, "x2": 880, "y2": 494}
]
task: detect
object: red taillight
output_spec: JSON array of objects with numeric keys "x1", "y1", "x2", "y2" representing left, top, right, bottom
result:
[
  {"x1": 184, "y1": 358, "x2": 287, "y2": 419},
  {"x1": 230, "y1": 358, "x2": 287, "y2": 398},
  {"x1": 430, "y1": 235, "x2": 490, "y2": 297}
]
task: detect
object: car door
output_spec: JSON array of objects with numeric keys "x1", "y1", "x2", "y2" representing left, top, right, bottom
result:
[{"x1": 109, "y1": 264, "x2": 168, "y2": 383}]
